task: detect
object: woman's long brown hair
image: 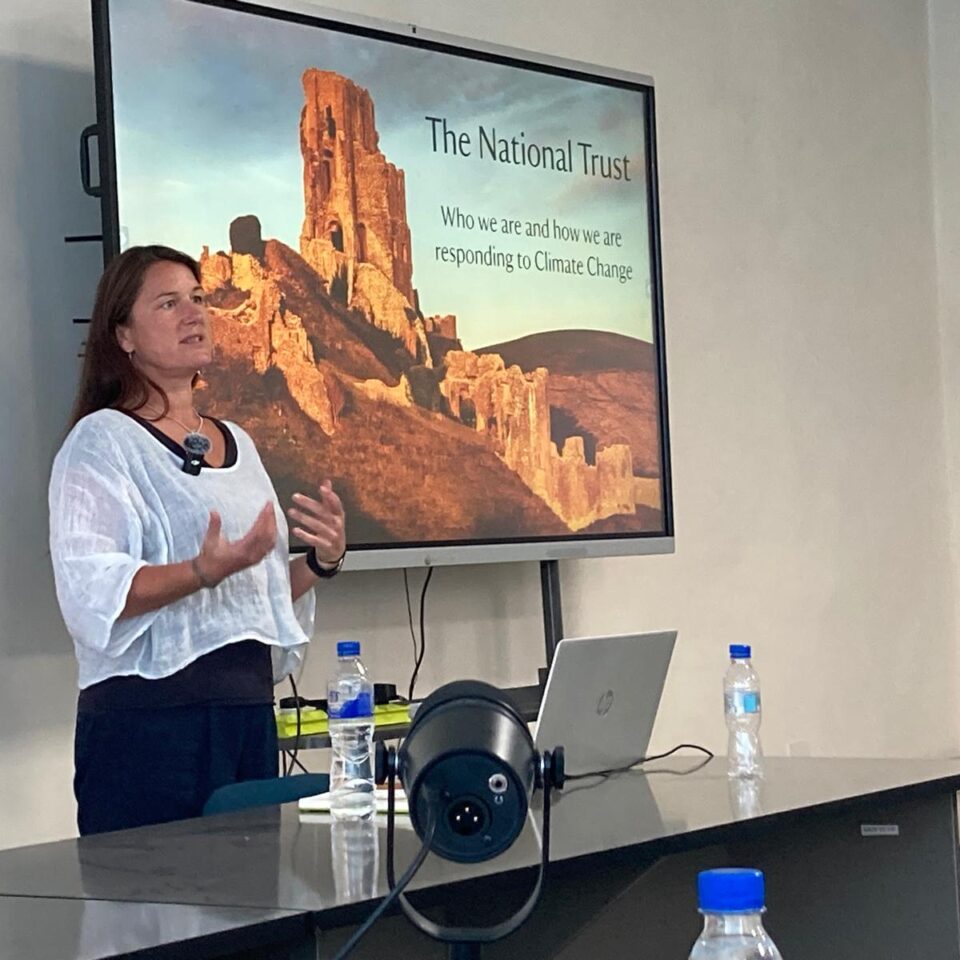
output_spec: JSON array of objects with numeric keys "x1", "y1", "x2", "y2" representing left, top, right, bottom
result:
[{"x1": 69, "y1": 245, "x2": 202, "y2": 428}]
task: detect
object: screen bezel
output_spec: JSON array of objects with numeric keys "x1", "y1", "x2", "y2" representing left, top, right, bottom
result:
[{"x1": 90, "y1": 0, "x2": 675, "y2": 571}]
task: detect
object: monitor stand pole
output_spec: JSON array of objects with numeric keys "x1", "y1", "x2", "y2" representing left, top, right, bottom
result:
[
  {"x1": 494, "y1": 560, "x2": 565, "y2": 717},
  {"x1": 538, "y1": 558, "x2": 564, "y2": 687}
]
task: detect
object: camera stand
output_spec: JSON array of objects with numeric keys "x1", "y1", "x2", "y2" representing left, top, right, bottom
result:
[
  {"x1": 383, "y1": 747, "x2": 564, "y2": 959},
  {"x1": 448, "y1": 945, "x2": 482, "y2": 960}
]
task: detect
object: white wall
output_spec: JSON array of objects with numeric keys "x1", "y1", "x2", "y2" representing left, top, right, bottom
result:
[
  {"x1": 930, "y1": 1, "x2": 960, "y2": 622},
  {"x1": 1, "y1": 0, "x2": 956, "y2": 850},
  {"x1": 0, "y1": 0, "x2": 102, "y2": 849}
]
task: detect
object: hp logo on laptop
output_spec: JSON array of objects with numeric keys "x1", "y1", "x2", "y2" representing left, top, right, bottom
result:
[{"x1": 596, "y1": 689, "x2": 614, "y2": 717}]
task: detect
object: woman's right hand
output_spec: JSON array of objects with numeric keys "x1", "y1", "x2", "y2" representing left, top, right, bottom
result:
[{"x1": 194, "y1": 503, "x2": 277, "y2": 586}]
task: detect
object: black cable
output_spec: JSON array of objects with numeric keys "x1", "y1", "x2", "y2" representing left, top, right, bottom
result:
[
  {"x1": 402, "y1": 569, "x2": 417, "y2": 686},
  {"x1": 563, "y1": 743, "x2": 715, "y2": 782},
  {"x1": 406, "y1": 566, "x2": 434, "y2": 702},
  {"x1": 284, "y1": 753, "x2": 309, "y2": 775},
  {"x1": 284, "y1": 674, "x2": 303, "y2": 777},
  {"x1": 331, "y1": 801, "x2": 436, "y2": 960},
  {"x1": 385, "y1": 766, "x2": 401, "y2": 889},
  {"x1": 560, "y1": 752, "x2": 714, "y2": 799}
]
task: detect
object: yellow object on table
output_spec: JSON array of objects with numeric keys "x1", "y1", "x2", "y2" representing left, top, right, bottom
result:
[{"x1": 275, "y1": 701, "x2": 411, "y2": 739}]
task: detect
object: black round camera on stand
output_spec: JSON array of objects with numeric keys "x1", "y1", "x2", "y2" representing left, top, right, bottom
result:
[{"x1": 380, "y1": 680, "x2": 565, "y2": 960}]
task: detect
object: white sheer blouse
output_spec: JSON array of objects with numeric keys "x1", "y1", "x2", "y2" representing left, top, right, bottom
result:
[{"x1": 49, "y1": 409, "x2": 314, "y2": 690}]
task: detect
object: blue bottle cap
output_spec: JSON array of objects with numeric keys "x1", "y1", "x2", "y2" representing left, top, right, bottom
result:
[
  {"x1": 729, "y1": 644, "x2": 751, "y2": 659},
  {"x1": 337, "y1": 641, "x2": 361, "y2": 657},
  {"x1": 698, "y1": 868, "x2": 765, "y2": 912}
]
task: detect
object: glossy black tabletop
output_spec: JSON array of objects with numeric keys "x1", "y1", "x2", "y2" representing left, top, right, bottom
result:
[
  {"x1": 0, "y1": 757, "x2": 957, "y2": 917},
  {"x1": 0, "y1": 895, "x2": 307, "y2": 959}
]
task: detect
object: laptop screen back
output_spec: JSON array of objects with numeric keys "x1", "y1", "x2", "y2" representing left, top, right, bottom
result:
[{"x1": 534, "y1": 631, "x2": 677, "y2": 776}]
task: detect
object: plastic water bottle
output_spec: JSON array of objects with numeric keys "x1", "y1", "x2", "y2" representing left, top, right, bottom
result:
[
  {"x1": 330, "y1": 817, "x2": 379, "y2": 902},
  {"x1": 724, "y1": 644, "x2": 763, "y2": 779},
  {"x1": 728, "y1": 776, "x2": 763, "y2": 821},
  {"x1": 327, "y1": 641, "x2": 376, "y2": 820},
  {"x1": 688, "y1": 868, "x2": 783, "y2": 959}
]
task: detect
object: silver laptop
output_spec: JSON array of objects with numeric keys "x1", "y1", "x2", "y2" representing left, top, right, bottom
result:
[{"x1": 534, "y1": 630, "x2": 677, "y2": 776}]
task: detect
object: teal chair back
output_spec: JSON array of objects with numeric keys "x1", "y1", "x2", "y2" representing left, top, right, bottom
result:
[{"x1": 203, "y1": 773, "x2": 330, "y2": 817}]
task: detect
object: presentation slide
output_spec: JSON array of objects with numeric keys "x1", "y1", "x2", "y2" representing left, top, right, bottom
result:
[{"x1": 107, "y1": 0, "x2": 668, "y2": 551}]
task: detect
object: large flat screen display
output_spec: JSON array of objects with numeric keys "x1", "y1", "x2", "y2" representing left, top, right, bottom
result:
[{"x1": 91, "y1": 0, "x2": 674, "y2": 569}]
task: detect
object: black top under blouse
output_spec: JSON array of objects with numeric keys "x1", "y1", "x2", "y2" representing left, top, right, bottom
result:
[{"x1": 120, "y1": 410, "x2": 238, "y2": 469}]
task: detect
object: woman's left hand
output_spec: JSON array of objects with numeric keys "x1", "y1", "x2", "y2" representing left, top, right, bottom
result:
[{"x1": 288, "y1": 480, "x2": 346, "y2": 566}]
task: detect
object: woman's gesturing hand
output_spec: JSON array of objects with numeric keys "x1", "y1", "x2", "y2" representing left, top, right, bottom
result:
[
  {"x1": 194, "y1": 503, "x2": 277, "y2": 586},
  {"x1": 288, "y1": 480, "x2": 346, "y2": 566}
]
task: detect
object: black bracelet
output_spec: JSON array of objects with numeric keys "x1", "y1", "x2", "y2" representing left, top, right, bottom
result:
[{"x1": 306, "y1": 547, "x2": 345, "y2": 579}]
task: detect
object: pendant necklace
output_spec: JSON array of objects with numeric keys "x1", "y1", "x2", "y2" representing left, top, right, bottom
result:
[{"x1": 148, "y1": 407, "x2": 212, "y2": 464}]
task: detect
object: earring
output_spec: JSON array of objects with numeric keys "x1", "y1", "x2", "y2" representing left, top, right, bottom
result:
[{"x1": 126, "y1": 350, "x2": 135, "y2": 360}]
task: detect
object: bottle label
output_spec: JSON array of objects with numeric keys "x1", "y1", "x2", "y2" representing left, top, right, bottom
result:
[
  {"x1": 328, "y1": 691, "x2": 373, "y2": 720},
  {"x1": 726, "y1": 690, "x2": 761, "y2": 714}
]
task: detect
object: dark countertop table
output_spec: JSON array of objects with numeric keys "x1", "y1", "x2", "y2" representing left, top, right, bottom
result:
[
  {"x1": 0, "y1": 757, "x2": 957, "y2": 910},
  {"x1": 2, "y1": 756, "x2": 959, "y2": 958},
  {"x1": 0, "y1": 896, "x2": 309, "y2": 960}
]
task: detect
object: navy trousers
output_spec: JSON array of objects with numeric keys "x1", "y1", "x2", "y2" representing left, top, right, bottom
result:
[{"x1": 74, "y1": 703, "x2": 278, "y2": 835}]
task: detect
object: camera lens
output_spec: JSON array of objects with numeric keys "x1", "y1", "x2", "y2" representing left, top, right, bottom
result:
[{"x1": 447, "y1": 798, "x2": 489, "y2": 837}]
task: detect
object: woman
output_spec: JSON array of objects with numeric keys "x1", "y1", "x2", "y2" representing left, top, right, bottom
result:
[{"x1": 49, "y1": 245, "x2": 346, "y2": 835}]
